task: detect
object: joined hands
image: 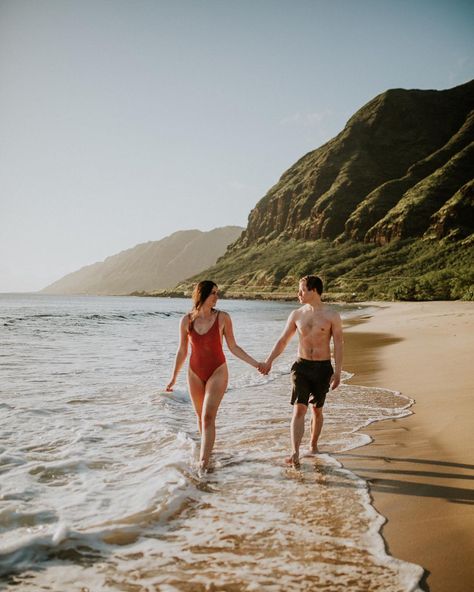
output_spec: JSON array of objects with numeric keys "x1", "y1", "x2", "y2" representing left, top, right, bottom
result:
[{"x1": 256, "y1": 361, "x2": 272, "y2": 375}]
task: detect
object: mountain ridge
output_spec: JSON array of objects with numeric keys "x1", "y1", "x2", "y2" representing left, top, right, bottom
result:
[
  {"x1": 41, "y1": 226, "x2": 243, "y2": 295},
  {"x1": 233, "y1": 80, "x2": 473, "y2": 248},
  {"x1": 172, "y1": 81, "x2": 474, "y2": 301}
]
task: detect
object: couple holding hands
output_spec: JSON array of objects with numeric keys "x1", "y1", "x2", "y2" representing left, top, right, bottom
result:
[{"x1": 165, "y1": 276, "x2": 343, "y2": 469}]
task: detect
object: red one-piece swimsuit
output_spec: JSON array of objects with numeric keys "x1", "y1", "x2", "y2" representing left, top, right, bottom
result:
[{"x1": 189, "y1": 311, "x2": 226, "y2": 382}]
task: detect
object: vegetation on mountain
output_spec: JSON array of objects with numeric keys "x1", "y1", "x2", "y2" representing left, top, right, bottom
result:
[
  {"x1": 171, "y1": 81, "x2": 474, "y2": 301},
  {"x1": 169, "y1": 234, "x2": 472, "y2": 301}
]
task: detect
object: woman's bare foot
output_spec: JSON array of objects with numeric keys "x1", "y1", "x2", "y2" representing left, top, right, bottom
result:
[
  {"x1": 302, "y1": 446, "x2": 319, "y2": 457},
  {"x1": 197, "y1": 459, "x2": 211, "y2": 478},
  {"x1": 285, "y1": 453, "x2": 300, "y2": 468}
]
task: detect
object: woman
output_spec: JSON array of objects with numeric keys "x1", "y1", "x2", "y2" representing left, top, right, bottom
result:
[{"x1": 166, "y1": 280, "x2": 262, "y2": 469}]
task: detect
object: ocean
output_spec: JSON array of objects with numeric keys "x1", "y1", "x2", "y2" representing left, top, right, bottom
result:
[{"x1": 0, "y1": 293, "x2": 423, "y2": 591}]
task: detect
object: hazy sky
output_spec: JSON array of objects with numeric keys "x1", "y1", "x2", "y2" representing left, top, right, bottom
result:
[{"x1": 1, "y1": 0, "x2": 473, "y2": 291}]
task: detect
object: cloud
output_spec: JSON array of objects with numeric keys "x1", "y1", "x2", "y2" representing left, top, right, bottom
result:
[
  {"x1": 279, "y1": 109, "x2": 333, "y2": 128},
  {"x1": 228, "y1": 180, "x2": 251, "y2": 192}
]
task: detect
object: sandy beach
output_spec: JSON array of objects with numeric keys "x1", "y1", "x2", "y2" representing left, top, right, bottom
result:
[{"x1": 339, "y1": 301, "x2": 474, "y2": 592}]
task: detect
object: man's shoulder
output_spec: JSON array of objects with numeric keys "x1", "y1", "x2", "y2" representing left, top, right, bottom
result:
[
  {"x1": 292, "y1": 305, "x2": 315, "y2": 323},
  {"x1": 284, "y1": 307, "x2": 303, "y2": 325},
  {"x1": 323, "y1": 305, "x2": 342, "y2": 324},
  {"x1": 322, "y1": 303, "x2": 339, "y2": 314}
]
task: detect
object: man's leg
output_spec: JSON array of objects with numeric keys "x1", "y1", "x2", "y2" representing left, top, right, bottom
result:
[
  {"x1": 309, "y1": 405, "x2": 324, "y2": 453},
  {"x1": 287, "y1": 403, "x2": 307, "y2": 466}
]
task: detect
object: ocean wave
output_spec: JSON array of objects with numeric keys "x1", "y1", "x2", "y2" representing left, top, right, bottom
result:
[
  {"x1": 0, "y1": 462, "x2": 205, "y2": 580},
  {"x1": 1, "y1": 295, "x2": 424, "y2": 591},
  {"x1": 2, "y1": 310, "x2": 184, "y2": 328}
]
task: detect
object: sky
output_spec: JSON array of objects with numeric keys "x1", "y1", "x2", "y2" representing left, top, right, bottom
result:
[{"x1": 1, "y1": 0, "x2": 473, "y2": 291}]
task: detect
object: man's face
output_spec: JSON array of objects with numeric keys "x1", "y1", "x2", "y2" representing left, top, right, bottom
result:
[{"x1": 298, "y1": 280, "x2": 312, "y2": 303}]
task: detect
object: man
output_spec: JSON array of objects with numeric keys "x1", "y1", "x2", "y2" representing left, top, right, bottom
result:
[{"x1": 262, "y1": 275, "x2": 343, "y2": 466}]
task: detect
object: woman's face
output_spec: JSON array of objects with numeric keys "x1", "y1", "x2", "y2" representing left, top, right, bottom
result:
[{"x1": 205, "y1": 286, "x2": 219, "y2": 307}]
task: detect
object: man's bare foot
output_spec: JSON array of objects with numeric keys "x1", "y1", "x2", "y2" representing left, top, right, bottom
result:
[
  {"x1": 302, "y1": 446, "x2": 319, "y2": 457},
  {"x1": 285, "y1": 453, "x2": 300, "y2": 468},
  {"x1": 197, "y1": 459, "x2": 212, "y2": 478}
]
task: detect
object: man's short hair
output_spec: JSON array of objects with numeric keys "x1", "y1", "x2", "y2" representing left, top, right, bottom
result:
[{"x1": 300, "y1": 275, "x2": 323, "y2": 295}]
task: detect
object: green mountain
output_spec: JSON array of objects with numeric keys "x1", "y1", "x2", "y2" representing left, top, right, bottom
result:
[
  {"x1": 174, "y1": 81, "x2": 474, "y2": 301},
  {"x1": 41, "y1": 226, "x2": 243, "y2": 295}
]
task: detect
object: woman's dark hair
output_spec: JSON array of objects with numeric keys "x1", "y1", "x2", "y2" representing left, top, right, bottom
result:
[
  {"x1": 300, "y1": 275, "x2": 323, "y2": 295},
  {"x1": 190, "y1": 280, "x2": 217, "y2": 321}
]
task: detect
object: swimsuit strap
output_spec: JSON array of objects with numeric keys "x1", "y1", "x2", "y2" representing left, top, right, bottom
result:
[
  {"x1": 187, "y1": 312, "x2": 194, "y2": 333},
  {"x1": 213, "y1": 310, "x2": 221, "y2": 334}
]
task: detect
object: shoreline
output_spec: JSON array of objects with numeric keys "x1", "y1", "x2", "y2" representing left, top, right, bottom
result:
[{"x1": 338, "y1": 301, "x2": 474, "y2": 592}]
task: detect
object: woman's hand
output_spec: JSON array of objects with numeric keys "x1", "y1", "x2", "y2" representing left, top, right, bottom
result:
[
  {"x1": 165, "y1": 379, "x2": 175, "y2": 392},
  {"x1": 257, "y1": 361, "x2": 271, "y2": 375}
]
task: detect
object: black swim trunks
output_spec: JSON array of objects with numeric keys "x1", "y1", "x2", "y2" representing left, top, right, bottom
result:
[{"x1": 290, "y1": 358, "x2": 334, "y2": 408}]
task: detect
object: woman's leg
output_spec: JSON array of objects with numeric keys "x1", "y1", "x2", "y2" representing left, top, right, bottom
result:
[
  {"x1": 200, "y1": 364, "x2": 228, "y2": 468},
  {"x1": 187, "y1": 369, "x2": 206, "y2": 434}
]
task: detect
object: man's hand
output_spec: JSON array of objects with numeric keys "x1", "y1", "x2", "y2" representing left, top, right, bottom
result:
[
  {"x1": 257, "y1": 361, "x2": 272, "y2": 375},
  {"x1": 330, "y1": 372, "x2": 341, "y2": 390}
]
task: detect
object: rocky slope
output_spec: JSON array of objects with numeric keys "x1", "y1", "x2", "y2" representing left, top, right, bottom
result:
[
  {"x1": 41, "y1": 226, "x2": 243, "y2": 295},
  {"x1": 176, "y1": 81, "x2": 474, "y2": 301}
]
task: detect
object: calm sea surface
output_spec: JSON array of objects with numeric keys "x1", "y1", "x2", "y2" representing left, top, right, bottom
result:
[{"x1": 0, "y1": 294, "x2": 423, "y2": 591}]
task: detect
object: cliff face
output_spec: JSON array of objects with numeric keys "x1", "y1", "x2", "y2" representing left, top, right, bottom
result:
[
  {"x1": 234, "y1": 80, "x2": 474, "y2": 248},
  {"x1": 41, "y1": 226, "x2": 243, "y2": 295},
  {"x1": 178, "y1": 81, "x2": 473, "y2": 301}
]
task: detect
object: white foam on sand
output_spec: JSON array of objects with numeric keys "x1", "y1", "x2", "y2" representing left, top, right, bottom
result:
[{"x1": 0, "y1": 295, "x2": 424, "y2": 591}]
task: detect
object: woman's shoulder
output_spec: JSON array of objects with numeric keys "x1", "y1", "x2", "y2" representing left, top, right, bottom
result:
[
  {"x1": 215, "y1": 309, "x2": 230, "y2": 325},
  {"x1": 180, "y1": 313, "x2": 192, "y2": 326},
  {"x1": 215, "y1": 308, "x2": 229, "y2": 317}
]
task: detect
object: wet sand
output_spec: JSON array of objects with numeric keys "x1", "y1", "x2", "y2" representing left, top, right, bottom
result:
[{"x1": 338, "y1": 301, "x2": 474, "y2": 592}]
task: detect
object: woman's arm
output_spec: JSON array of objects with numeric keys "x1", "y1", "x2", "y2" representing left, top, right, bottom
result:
[
  {"x1": 222, "y1": 312, "x2": 260, "y2": 369},
  {"x1": 165, "y1": 315, "x2": 190, "y2": 391}
]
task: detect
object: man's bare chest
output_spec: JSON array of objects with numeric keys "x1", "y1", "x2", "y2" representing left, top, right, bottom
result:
[{"x1": 297, "y1": 316, "x2": 331, "y2": 337}]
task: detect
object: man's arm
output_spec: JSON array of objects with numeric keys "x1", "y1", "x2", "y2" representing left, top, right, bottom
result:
[
  {"x1": 262, "y1": 311, "x2": 298, "y2": 372},
  {"x1": 330, "y1": 312, "x2": 343, "y2": 389}
]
